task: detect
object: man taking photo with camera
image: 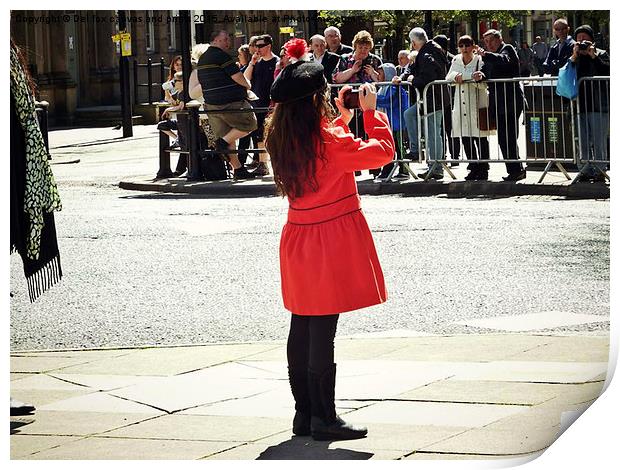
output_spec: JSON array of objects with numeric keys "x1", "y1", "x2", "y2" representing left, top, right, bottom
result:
[{"x1": 569, "y1": 25, "x2": 610, "y2": 183}]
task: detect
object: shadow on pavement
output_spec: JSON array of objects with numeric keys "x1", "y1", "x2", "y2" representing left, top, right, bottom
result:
[{"x1": 256, "y1": 436, "x2": 373, "y2": 460}]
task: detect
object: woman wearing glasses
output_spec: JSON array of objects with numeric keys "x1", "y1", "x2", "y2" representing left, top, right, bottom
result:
[{"x1": 445, "y1": 35, "x2": 493, "y2": 181}]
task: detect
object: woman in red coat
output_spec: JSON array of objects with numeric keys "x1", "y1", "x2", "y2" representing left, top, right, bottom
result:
[{"x1": 265, "y1": 39, "x2": 395, "y2": 441}]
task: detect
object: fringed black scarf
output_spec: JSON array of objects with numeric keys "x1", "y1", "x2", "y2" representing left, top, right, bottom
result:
[{"x1": 10, "y1": 44, "x2": 62, "y2": 302}]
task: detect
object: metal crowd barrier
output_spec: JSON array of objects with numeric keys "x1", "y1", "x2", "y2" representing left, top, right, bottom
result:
[
  {"x1": 420, "y1": 75, "x2": 610, "y2": 183},
  {"x1": 156, "y1": 103, "x2": 270, "y2": 180},
  {"x1": 156, "y1": 75, "x2": 610, "y2": 184},
  {"x1": 575, "y1": 76, "x2": 610, "y2": 181},
  {"x1": 328, "y1": 81, "x2": 421, "y2": 180},
  {"x1": 133, "y1": 58, "x2": 167, "y2": 105}
]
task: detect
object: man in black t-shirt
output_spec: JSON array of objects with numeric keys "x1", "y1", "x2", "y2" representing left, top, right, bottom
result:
[
  {"x1": 196, "y1": 29, "x2": 257, "y2": 180},
  {"x1": 243, "y1": 34, "x2": 278, "y2": 176}
]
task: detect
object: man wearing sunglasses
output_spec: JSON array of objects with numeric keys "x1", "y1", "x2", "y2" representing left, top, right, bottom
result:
[{"x1": 244, "y1": 34, "x2": 278, "y2": 176}]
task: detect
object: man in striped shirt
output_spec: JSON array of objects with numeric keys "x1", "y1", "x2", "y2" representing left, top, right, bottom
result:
[{"x1": 197, "y1": 29, "x2": 258, "y2": 179}]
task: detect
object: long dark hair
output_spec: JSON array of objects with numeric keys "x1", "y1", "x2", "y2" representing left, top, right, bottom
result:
[
  {"x1": 168, "y1": 55, "x2": 182, "y2": 81},
  {"x1": 264, "y1": 87, "x2": 335, "y2": 199},
  {"x1": 10, "y1": 38, "x2": 37, "y2": 98}
]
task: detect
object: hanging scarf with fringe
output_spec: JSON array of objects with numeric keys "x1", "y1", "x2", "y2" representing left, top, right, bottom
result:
[{"x1": 10, "y1": 44, "x2": 63, "y2": 301}]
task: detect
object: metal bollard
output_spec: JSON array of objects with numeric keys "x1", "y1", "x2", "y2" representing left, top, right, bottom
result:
[
  {"x1": 147, "y1": 57, "x2": 153, "y2": 104},
  {"x1": 156, "y1": 130, "x2": 173, "y2": 179}
]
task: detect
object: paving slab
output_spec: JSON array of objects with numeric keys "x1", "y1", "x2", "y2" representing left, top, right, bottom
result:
[
  {"x1": 403, "y1": 451, "x2": 518, "y2": 460},
  {"x1": 332, "y1": 337, "x2": 426, "y2": 360},
  {"x1": 13, "y1": 349, "x2": 135, "y2": 359},
  {"x1": 10, "y1": 410, "x2": 162, "y2": 436},
  {"x1": 101, "y1": 414, "x2": 290, "y2": 443},
  {"x1": 10, "y1": 435, "x2": 84, "y2": 459},
  {"x1": 451, "y1": 361, "x2": 609, "y2": 383},
  {"x1": 203, "y1": 441, "x2": 395, "y2": 460},
  {"x1": 340, "y1": 329, "x2": 435, "y2": 339},
  {"x1": 502, "y1": 337, "x2": 610, "y2": 362},
  {"x1": 108, "y1": 362, "x2": 280, "y2": 413},
  {"x1": 368, "y1": 334, "x2": 551, "y2": 362},
  {"x1": 9, "y1": 389, "x2": 93, "y2": 408},
  {"x1": 50, "y1": 343, "x2": 282, "y2": 376},
  {"x1": 396, "y1": 380, "x2": 570, "y2": 405},
  {"x1": 256, "y1": 424, "x2": 471, "y2": 454},
  {"x1": 237, "y1": 360, "x2": 459, "y2": 400},
  {"x1": 48, "y1": 373, "x2": 158, "y2": 392},
  {"x1": 27, "y1": 436, "x2": 234, "y2": 460},
  {"x1": 38, "y1": 390, "x2": 162, "y2": 413},
  {"x1": 342, "y1": 401, "x2": 528, "y2": 428},
  {"x1": 10, "y1": 373, "x2": 88, "y2": 391},
  {"x1": 453, "y1": 311, "x2": 609, "y2": 332},
  {"x1": 10, "y1": 356, "x2": 93, "y2": 374},
  {"x1": 418, "y1": 425, "x2": 559, "y2": 455}
]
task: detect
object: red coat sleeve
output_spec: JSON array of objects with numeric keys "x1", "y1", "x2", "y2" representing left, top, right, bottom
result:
[{"x1": 328, "y1": 110, "x2": 395, "y2": 173}]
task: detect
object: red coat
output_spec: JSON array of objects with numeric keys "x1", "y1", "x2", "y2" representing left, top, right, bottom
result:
[{"x1": 280, "y1": 110, "x2": 395, "y2": 315}]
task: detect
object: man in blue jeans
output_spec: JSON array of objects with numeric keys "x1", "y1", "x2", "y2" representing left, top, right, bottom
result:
[{"x1": 394, "y1": 28, "x2": 450, "y2": 179}]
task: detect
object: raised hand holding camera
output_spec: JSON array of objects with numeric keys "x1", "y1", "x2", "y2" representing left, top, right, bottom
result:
[{"x1": 358, "y1": 83, "x2": 377, "y2": 112}]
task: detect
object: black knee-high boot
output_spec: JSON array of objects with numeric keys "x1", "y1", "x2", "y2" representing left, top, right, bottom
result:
[
  {"x1": 288, "y1": 366, "x2": 311, "y2": 436},
  {"x1": 308, "y1": 364, "x2": 367, "y2": 441}
]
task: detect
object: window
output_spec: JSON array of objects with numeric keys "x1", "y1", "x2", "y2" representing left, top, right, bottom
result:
[
  {"x1": 146, "y1": 10, "x2": 155, "y2": 53},
  {"x1": 167, "y1": 10, "x2": 178, "y2": 51}
]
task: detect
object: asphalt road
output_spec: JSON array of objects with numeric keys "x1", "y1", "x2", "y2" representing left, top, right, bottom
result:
[{"x1": 9, "y1": 126, "x2": 610, "y2": 350}]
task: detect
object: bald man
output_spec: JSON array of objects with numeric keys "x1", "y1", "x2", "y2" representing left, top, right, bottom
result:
[{"x1": 543, "y1": 19, "x2": 576, "y2": 75}]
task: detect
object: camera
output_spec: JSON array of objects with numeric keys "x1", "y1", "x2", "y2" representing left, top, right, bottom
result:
[
  {"x1": 162, "y1": 79, "x2": 176, "y2": 92},
  {"x1": 342, "y1": 89, "x2": 360, "y2": 109},
  {"x1": 578, "y1": 40, "x2": 593, "y2": 51}
]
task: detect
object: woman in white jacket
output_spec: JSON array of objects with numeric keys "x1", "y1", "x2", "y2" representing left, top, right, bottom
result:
[{"x1": 446, "y1": 35, "x2": 494, "y2": 181}]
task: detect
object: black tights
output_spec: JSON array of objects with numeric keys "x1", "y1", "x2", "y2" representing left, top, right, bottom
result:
[{"x1": 287, "y1": 314, "x2": 339, "y2": 373}]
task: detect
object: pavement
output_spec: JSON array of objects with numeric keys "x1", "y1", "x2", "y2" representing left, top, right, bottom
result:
[
  {"x1": 13, "y1": 127, "x2": 608, "y2": 461},
  {"x1": 117, "y1": 160, "x2": 610, "y2": 199},
  {"x1": 10, "y1": 331, "x2": 609, "y2": 461}
]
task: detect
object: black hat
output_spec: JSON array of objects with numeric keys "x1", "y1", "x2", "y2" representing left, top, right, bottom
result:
[
  {"x1": 433, "y1": 35, "x2": 449, "y2": 51},
  {"x1": 574, "y1": 25, "x2": 595, "y2": 41},
  {"x1": 270, "y1": 60, "x2": 327, "y2": 104}
]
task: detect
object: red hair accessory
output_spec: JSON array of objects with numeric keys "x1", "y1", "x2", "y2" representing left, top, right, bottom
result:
[{"x1": 284, "y1": 38, "x2": 308, "y2": 60}]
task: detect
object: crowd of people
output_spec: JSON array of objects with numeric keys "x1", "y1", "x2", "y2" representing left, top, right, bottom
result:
[{"x1": 158, "y1": 20, "x2": 609, "y2": 183}]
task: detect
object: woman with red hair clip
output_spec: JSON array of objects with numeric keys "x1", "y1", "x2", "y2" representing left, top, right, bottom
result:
[{"x1": 265, "y1": 38, "x2": 395, "y2": 441}]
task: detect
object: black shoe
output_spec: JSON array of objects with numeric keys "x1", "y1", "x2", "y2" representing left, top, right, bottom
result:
[
  {"x1": 293, "y1": 410, "x2": 311, "y2": 436},
  {"x1": 10, "y1": 398, "x2": 35, "y2": 416},
  {"x1": 503, "y1": 170, "x2": 526, "y2": 182},
  {"x1": 252, "y1": 162, "x2": 270, "y2": 177},
  {"x1": 377, "y1": 163, "x2": 395, "y2": 180},
  {"x1": 308, "y1": 365, "x2": 368, "y2": 441},
  {"x1": 474, "y1": 172, "x2": 488, "y2": 181},
  {"x1": 592, "y1": 173, "x2": 607, "y2": 183},
  {"x1": 417, "y1": 171, "x2": 443, "y2": 180},
  {"x1": 233, "y1": 166, "x2": 256, "y2": 180},
  {"x1": 393, "y1": 171, "x2": 410, "y2": 181},
  {"x1": 289, "y1": 366, "x2": 311, "y2": 436},
  {"x1": 464, "y1": 171, "x2": 478, "y2": 181},
  {"x1": 311, "y1": 415, "x2": 368, "y2": 441}
]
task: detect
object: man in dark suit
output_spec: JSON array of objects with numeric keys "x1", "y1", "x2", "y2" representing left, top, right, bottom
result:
[
  {"x1": 310, "y1": 34, "x2": 340, "y2": 83},
  {"x1": 474, "y1": 29, "x2": 526, "y2": 181},
  {"x1": 544, "y1": 18, "x2": 576, "y2": 75}
]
